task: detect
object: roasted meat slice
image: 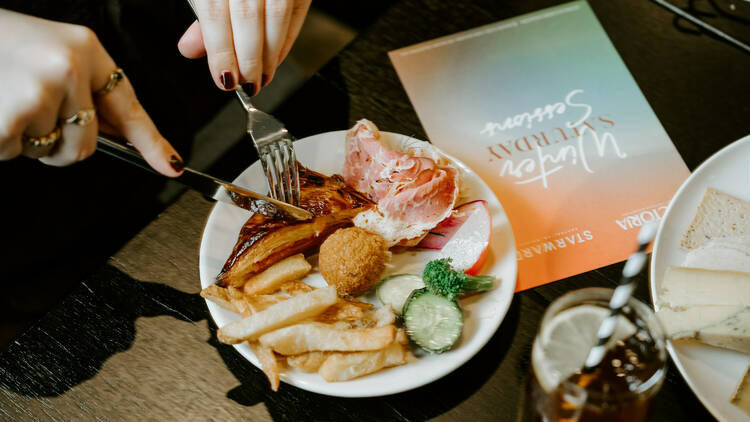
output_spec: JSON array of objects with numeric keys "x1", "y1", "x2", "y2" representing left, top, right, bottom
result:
[{"x1": 216, "y1": 165, "x2": 372, "y2": 288}]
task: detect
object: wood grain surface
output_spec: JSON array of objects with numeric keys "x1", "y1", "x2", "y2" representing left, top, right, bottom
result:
[{"x1": 2, "y1": 0, "x2": 749, "y2": 420}]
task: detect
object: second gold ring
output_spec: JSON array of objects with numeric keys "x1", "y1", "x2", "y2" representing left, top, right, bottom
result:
[{"x1": 62, "y1": 109, "x2": 96, "y2": 126}]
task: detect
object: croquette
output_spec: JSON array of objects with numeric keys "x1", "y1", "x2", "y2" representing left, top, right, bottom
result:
[{"x1": 319, "y1": 227, "x2": 390, "y2": 296}]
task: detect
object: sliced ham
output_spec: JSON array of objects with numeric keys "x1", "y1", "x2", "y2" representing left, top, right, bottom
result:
[{"x1": 343, "y1": 119, "x2": 460, "y2": 246}]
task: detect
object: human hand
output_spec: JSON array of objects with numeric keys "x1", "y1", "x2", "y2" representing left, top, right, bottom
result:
[
  {"x1": 178, "y1": 0, "x2": 312, "y2": 95},
  {"x1": 0, "y1": 9, "x2": 184, "y2": 176}
]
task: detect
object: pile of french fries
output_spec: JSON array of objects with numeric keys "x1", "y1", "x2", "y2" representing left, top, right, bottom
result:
[{"x1": 200, "y1": 254, "x2": 412, "y2": 390}]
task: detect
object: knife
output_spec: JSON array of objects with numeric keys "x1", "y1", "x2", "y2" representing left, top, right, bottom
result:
[{"x1": 95, "y1": 135, "x2": 312, "y2": 221}]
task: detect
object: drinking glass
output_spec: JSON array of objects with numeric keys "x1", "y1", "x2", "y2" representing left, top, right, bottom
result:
[{"x1": 524, "y1": 288, "x2": 667, "y2": 422}]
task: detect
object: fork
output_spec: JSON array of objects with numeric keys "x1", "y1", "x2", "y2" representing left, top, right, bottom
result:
[
  {"x1": 235, "y1": 88, "x2": 301, "y2": 206},
  {"x1": 185, "y1": 0, "x2": 301, "y2": 206}
]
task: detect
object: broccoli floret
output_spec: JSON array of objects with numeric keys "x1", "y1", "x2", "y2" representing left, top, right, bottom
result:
[{"x1": 422, "y1": 258, "x2": 494, "y2": 300}]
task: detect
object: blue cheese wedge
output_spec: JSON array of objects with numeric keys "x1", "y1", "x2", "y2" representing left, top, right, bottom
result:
[
  {"x1": 657, "y1": 266, "x2": 750, "y2": 354},
  {"x1": 732, "y1": 365, "x2": 750, "y2": 416},
  {"x1": 658, "y1": 267, "x2": 750, "y2": 308},
  {"x1": 656, "y1": 306, "x2": 750, "y2": 354}
]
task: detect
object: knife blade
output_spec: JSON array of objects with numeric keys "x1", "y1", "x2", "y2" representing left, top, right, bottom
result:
[{"x1": 95, "y1": 135, "x2": 312, "y2": 221}]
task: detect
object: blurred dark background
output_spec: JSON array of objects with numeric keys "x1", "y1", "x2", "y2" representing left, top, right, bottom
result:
[{"x1": 0, "y1": 0, "x2": 396, "y2": 350}]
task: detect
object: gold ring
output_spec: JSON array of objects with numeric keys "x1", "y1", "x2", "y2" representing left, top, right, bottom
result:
[
  {"x1": 62, "y1": 109, "x2": 96, "y2": 126},
  {"x1": 23, "y1": 125, "x2": 62, "y2": 148},
  {"x1": 95, "y1": 68, "x2": 125, "y2": 96}
]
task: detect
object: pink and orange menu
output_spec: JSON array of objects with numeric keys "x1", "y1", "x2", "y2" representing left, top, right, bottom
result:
[{"x1": 389, "y1": 1, "x2": 689, "y2": 290}]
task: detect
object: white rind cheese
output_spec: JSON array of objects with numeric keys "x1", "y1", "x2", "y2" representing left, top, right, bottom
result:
[
  {"x1": 684, "y1": 235, "x2": 750, "y2": 273},
  {"x1": 658, "y1": 266, "x2": 750, "y2": 308},
  {"x1": 656, "y1": 306, "x2": 750, "y2": 354}
]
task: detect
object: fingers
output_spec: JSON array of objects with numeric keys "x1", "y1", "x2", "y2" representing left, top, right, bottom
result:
[
  {"x1": 262, "y1": 0, "x2": 292, "y2": 86},
  {"x1": 10, "y1": 78, "x2": 65, "y2": 160},
  {"x1": 184, "y1": 0, "x2": 310, "y2": 94},
  {"x1": 194, "y1": 0, "x2": 239, "y2": 91},
  {"x1": 0, "y1": 91, "x2": 46, "y2": 160},
  {"x1": 178, "y1": 20, "x2": 207, "y2": 59},
  {"x1": 18, "y1": 80, "x2": 65, "y2": 159},
  {"x1": 229, "y1": 0, "x2": 263, "y2": 94},
  {"x1": 91, "y1": 48, "x2": 183, "y2": 177},
  {"x1": 277, "y1": 0, "x2": 310, "y2": 70},
  {"x1": 0, "y1": 18, "x2": 180, "y2": 174},
  {"x1": 38, "y1": 74, "x2": 97, "y2": 166},
  {"x1": 22, "y1": 86, "x2": 64, "y2": 144}
]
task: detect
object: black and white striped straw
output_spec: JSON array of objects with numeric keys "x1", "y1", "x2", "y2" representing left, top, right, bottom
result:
[{"x1": 581, "y1": 222, "x2": 659, "y2": 373}]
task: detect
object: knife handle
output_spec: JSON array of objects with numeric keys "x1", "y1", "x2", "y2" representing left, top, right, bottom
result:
[
  {"x1": 96, "y1": 135, "x2": 160, "y2": 175},
  {"x1": 96, "y1": 134, "x2": 219, "y2": 193}
]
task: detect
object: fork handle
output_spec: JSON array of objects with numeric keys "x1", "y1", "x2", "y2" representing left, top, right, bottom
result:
[{"x1": 234, "y1": 87, "x2": 255, "y2": 113}]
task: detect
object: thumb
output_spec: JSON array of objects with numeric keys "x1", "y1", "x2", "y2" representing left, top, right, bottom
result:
[{"x1": 178, "y1": 20, "x2": 207, "y2": 59}]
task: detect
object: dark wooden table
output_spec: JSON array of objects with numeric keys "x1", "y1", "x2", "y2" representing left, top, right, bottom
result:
[{"x1": 1, "y1": 1, "x2": 748, "y2": 420}]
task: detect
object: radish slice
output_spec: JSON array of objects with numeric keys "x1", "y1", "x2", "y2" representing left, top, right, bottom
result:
[
  {"x1": 417, "y1": 200, "x2": 492, "y2": 275},
  {"x1": 416, "y1": 210, "x2": 469, "y2": 250}
]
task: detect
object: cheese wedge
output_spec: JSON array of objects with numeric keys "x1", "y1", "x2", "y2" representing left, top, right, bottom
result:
[
  {"x1": 656, "y1": 306, "x2": 750, "y2": 354},
  {"x1": 658, "y1": 267, "x2": 750, "y2": 308},
  {"x1": 680, "y1": 188, "x2": 750, "y2": 250},
  {"x1": 732, "y1": 365, "x2": 750, "y2": 416},
  {"x1": 684, "y1": 236, "x2": 750, "y2": 273}
]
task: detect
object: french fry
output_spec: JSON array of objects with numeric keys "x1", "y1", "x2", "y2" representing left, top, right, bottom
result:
[
  {"x1": 318, "y1": 341, "x2": 408, "y2": 382},
  {"x1": 396, "y1": 328, "x2": 408, "y2": 345},
  {"x1": 368, "y1": 305, "x2": 396, "y2": 327},
  {"x1": 344, "y1": 305, "x2": 396, "y2": 329},
  {"x1": 328, "y1": 321, "x2": 354, "y2": 330},
  {"x1": 246, "y1": 294, "x2": 287, "y2": 314},
  {"x1": 315, "y1": 298, "x2": 372, "y2": 323},
  {"x1": 259, "y1": 323, "x2": 395, "y2": 355},
  {"x1": 199, "y1": 285, "x2": 237, "y2": 313},
  {"x1": 217, "y1": 286, "x2": 337, "y2": 344},
  {"x1": 249, "y1": 341, "x2": 281, "y2": 391},
  {"x1": 243, "y1": 254, "x2": 312, "y2": 295},
  {"x1": 286, "y1": 351, "x2": 331, "y2": 373},
  {"x1": 226, "y1": 287, "x2": 253, "y2": 317},
  {"x1": 279, "y1": 280, "x2": 315, "y2": 296}
]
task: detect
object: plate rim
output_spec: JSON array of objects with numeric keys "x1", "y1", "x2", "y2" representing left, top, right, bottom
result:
[
  {"x1": 198, "y1": 130, "x2": 518, "y2": 397},
  {"x1": 649, "y1": 134, "x2": 750, "y2": 421}
]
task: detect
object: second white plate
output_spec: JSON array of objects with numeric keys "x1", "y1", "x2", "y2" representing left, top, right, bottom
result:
[{"x1": 650, "y1": 134, "x2": 750, "y2": 422}]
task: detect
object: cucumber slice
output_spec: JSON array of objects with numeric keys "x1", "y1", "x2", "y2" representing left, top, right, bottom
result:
[
  {"x1": 376, "y1": 274, "x2": 425, "y2": 315},
  {"x1": 403, "y1": 288, "x2": 463, "y2": 353}
]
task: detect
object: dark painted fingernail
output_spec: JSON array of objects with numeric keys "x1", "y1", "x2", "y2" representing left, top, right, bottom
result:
[
  {"x1": 220, "y1": 71, "x2": 235, "y2": 90},
  {"x1": 241, "y1": 83, "x2": 256, "y2": 97},
  {"x1": 261, "y1": 74, "x2": 269, "y2": 87},
  {"x1": 169, "y1": 155, "x2": 185, "y2": 172}
]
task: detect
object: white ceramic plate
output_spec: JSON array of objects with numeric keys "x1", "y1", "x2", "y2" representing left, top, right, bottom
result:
[
  {"x1": 199, "y1": 130, "x2": 518, "y2": 397},
  {"x1": 650, "y1": 135, "x2": 750, "y2": 421}
]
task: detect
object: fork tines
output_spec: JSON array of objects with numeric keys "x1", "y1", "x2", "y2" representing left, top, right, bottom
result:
[{"x1": 258, "y1": 137, "x2": 300, "y2": 206}]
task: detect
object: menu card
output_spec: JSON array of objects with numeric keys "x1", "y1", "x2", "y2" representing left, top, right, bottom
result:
[{"x1": 389, "y1": 1, "x2": 689, "y2": 290}]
